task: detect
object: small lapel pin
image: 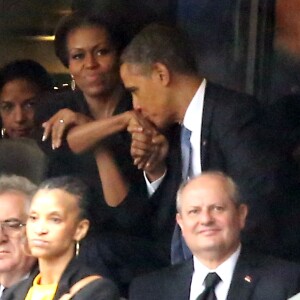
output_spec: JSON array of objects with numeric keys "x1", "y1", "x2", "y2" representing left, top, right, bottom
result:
[{"x1": 244, "y1": 275, "x2": 252, "y2": 283}]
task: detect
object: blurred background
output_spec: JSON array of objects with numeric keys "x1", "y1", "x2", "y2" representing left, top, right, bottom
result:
[{"x1": 0, "y1": 0, "x2": 299, "y2": 103}]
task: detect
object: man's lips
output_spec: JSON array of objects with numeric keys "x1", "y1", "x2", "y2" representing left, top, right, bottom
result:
[
  {"x1": 198, "y1": 228, "x2": 221, "y2": 235},
  {"x1": 0, "y1": 250, "x2": 10, "y2": 256}
]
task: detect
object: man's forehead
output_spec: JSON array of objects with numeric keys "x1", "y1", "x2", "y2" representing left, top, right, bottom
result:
[
  {"x1": 0, "y1": 192, "x2": 27, "y2": 211},
  {"x1": 181, "y1": 177, "x2": 231, "y2": 203}
]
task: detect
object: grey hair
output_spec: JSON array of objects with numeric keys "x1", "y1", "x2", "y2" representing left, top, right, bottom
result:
[
  {"x1": 176, "y1": 171, "x2": 241, "y2": 213},
  {"x1": 0, "y1": 174, "x2": 37, "y2": 212}
]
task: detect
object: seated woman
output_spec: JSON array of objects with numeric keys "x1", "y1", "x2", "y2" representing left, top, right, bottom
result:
[
  {"x1": 2, "y1": 176, "x2": 119, "y2": 300},
  {"x1": 0, "y1": 59, "x2": 53, "y2": 138}
]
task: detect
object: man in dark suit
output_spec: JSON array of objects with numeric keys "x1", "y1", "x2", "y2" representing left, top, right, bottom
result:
[
  {"x1": 129, "y1": 172, "x2": 300, "y2": 300},
  {"x1": 121, "y1": 24, "x2": 281, "y2": 263}
]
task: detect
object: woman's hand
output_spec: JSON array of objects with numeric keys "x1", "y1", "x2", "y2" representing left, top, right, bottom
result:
[{"x1": 42, "y1": 108, "x2": 92, "y2": 149}]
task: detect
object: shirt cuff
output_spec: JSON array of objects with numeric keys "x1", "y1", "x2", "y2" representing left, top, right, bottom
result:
[{"x1": 144, "y1": 169, "x2": 167, "y2": 196}]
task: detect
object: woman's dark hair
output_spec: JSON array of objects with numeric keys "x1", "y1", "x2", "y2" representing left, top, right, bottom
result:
[
  {"x1": 54, "y1": 11, "x2": 131, "y2": 68},
  {"x1": 38, "y1": 176, "x2": 91, "y2": 220},
  {"x1": 0, "y1": 59, "x2": 53, "y2": 92}
]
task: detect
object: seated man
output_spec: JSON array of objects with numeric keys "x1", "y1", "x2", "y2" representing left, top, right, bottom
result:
[
  {"x1": 129, "y1": 172, "x2": 300, "y2": 300},
  {"x1": 0, "y1": 175, "x2": 37, "y2": 297}
]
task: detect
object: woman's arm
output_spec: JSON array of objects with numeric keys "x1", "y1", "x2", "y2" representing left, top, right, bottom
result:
[
  {"x1": 94, "y1": 146, "x2": 129, "y2": 207},
  {"x1": 67, "y1": 111, "x2": 135, "y2": 207},
  {"x1": 67, "y1": 111, "x2": 133, "y2": 154},
  {"x1": 42, "y1": 108, "x2": 92, "y2": 149}
]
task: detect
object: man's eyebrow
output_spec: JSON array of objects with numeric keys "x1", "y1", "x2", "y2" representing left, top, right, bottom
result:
[
  {"x1": 126, "y1": 87, "x2": 137, "y2": 93},
  {"x1": 2, "y1": 218, "x2": 22, "y2": 223}
]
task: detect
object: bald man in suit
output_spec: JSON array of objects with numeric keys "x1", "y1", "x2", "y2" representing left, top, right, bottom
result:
[{"x1": 129, "y1": 173, "x2": 300, "y2": 300}]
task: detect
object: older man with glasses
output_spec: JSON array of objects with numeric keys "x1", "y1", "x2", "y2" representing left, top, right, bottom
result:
[{"x1": 0, "y1": 175, "x2": 37, "y2": 298}]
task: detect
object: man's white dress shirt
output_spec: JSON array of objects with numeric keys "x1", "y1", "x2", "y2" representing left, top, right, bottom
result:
[{"x1": 190, "y1": 245, "x2": 241, "y2": 300}]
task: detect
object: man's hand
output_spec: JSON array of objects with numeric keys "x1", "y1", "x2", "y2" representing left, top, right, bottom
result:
[
  {"x1": 127, "y1": 112, "x2": 168, "y2": 181},
  {"x1": 42, "y1": 108, "x2": 92, "y2": 149}
]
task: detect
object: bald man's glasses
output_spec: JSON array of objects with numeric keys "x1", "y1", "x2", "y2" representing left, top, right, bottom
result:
[{"x1": 0, "y1": 219, "x2": 26, "y2": 236}]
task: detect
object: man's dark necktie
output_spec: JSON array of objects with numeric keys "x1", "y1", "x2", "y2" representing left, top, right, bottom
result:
[
  {"x1": 170, "y1": 125, "x2": 193, "y2": 264},
  {"x1": 196, "y1": 272, "x2": 221, "y2": 300}
]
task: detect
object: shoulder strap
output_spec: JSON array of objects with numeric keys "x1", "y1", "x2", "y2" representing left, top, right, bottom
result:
[{"x1": 58, "y1": 275, "x2": 101, "y2": 300}]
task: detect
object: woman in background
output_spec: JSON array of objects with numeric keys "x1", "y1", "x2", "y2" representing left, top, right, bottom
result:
[
  {"x1": 0, "y1": 59, "x2": 53, "y2": 138},
  {"x1": 2, "y1": 176, "x2": 119, "y2": 300}
]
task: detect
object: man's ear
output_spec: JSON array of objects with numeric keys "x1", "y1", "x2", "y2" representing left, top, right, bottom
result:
[
  {"x1": 152, "y1": 62, "x2": 171, "y2": 86},
  {"x1": 238, "y1": 204, "x2": 248, "y2": 229},
  {"x1": 74, "y1": 219, "x2": 90, "y2": 241},
  {"x1": 176, "y1": 212, "x2": 183, "y2": 231}
]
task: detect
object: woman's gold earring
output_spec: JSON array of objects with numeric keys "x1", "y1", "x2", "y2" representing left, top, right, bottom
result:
[
  {"x1": 71, "y1": 75, "x2": 76, "y2": 91},
  {"x1": 1, "y1": 128, "x2": 6, "y2": 138},
  {"x1": 75, "y1": 241, "x2": 80, "y2": 256}
]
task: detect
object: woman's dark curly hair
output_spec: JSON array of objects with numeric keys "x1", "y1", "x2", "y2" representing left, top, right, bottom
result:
[{"x1": 54, "y1": 11, "x2": 131, "y2": 68}]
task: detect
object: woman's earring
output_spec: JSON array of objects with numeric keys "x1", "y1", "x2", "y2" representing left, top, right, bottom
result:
[
  {"x1": 1, "y1": 128, "x2": 6, "y2": 138},
  {"x1": 71, "y1": 75, "x2": 76, "y2": 91},
  {"x1": 75, "y1": 241, "x2": 80, "y2": 256}
]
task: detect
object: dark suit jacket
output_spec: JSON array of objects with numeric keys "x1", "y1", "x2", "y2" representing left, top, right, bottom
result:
[
  {"x1": 154, "y1": 81, "x2": 282, "y2": 257},
  {"x1": 2, "y1": 258, "x2": 119, "y2": 300},
  {"x1": 129, "y1": 249, "x2": 300, "y2": 300},
  {"x1": 201, "y1": 82, "x2": 281, "y2": 251}
]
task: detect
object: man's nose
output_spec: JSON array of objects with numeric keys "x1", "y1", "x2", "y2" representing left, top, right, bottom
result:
[
  {"x1": 200, "y1": 209, "x2": 214, "y2": 225},
  {"x1": 0, "y1": 225, "x2": 8, "y2": 242},
  {"x1": 132, "y1": 98, "x2": 141, "y2": 111}
]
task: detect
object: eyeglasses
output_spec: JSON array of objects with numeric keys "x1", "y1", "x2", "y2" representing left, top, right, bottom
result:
[{"x1": 0, "y1": 219, "x2": 26, "y2": 236}]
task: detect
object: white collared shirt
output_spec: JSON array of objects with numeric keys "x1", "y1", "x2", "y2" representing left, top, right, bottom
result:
[
  {"x1": 0, "y1": 285, "x2": 5, "y2": 299},
  {"x1": 182, "y1": 78, "x2": 206, "y2": 178},
  {"x1": 190, "y1": 245, "x2": 241, "y2": 300},
  {"x1": 145, "y1": 79, "x2": 207, "y2": 195}
]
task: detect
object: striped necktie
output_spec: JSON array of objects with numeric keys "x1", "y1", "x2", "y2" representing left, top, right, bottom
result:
[{"x1": 181, "y1": 125, "x2": 192, "y2": 180}]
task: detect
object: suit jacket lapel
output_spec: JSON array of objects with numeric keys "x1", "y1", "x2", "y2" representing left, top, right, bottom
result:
[
  {"x1": 174, "y1": 259, "x2": 194, "y2": 300},
  {"x1": 6, "y1": 271, "x2": 37, "y2": 300},
  {"x1": 227, "y1": 250, "x2": 261, "y2": 300},
  {"x1": 201, "y1": 81, "x2": 215, "y2": 170}
]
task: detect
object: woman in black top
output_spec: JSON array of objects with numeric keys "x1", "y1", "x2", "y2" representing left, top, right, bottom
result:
[{"x1": 34, "y1": 12, "x2": 171, "y2": 297}]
